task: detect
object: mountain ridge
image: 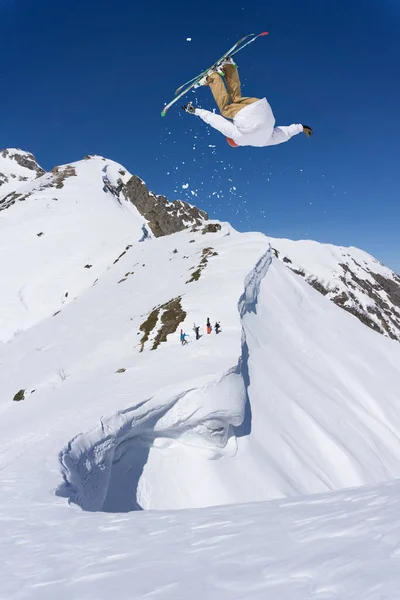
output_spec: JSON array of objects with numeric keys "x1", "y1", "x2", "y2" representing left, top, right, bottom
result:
[
  {"x1": 1, "y1": 147, "x2": 399, "y2": 343},
  {"x1": 1, "y1": 147, "x2": 400, "y2": 597}
]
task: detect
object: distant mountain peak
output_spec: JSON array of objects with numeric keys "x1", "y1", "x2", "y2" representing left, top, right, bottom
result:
[
  {"x1": 0, "y1": 148, "x2": 45, "y2": 177},
  {"x1": 0, "y1": 148, "x2": 45, "y2": 203}
]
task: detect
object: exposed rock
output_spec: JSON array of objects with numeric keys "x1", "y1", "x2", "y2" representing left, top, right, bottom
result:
[
  {"x1": 152, "y1": 298, "x2": 187, "y2": 350},
  {"x1": 13, "y1": 389, "x2": 25, "y2": 402},
  {"x1": 371, "y1": 273, "x2": 400, "y2": 308},
  {"x1": 0, "y1": 191, "x2": 24, "y2": 211},
  {"x1": 308, "y1": 278, "x2": 329, "y2": 296},
  {"x1": 1, "y1": 149, "x2": 45, "y2": 178},
  {"x1": 278, "y1": 248, "x2": 400, "y2": 342},
  {"x1": 186, "y1": 247, "x2": 218, "y2": 284},
  {"x1": 139, "y1": 297, "x2": 187, "y2": 351},
  {"x1": 202, "y1": 223, "x2": 221, "y2": 235},
  {"x1": 139, "y1": 308, "x2": 160, "y2": 352},
  {"x1": 11, "y1": 153, "x2": 45, "y2": 177},
  {"x1": 336, "y1": 303, "x2": 382, "y2": 334},
  {"x1": 50, "y1": 165, "x2": 77, "y2": 189},
  {"x1": 123, "y1": 175, "x2": 208, "y2": 237}
]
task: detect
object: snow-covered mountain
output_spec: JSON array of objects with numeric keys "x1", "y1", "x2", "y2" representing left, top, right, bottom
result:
[
  {"x1": 0, "y1": 148, "x2": 45, "y2": 203},
  {"x1": 271, "y1": 238, "x2": 400, "y2": 341},
  {"x1": 0, "y1": 153, "x2": 207, "y2": 342},
  {"x1": 1, "y1": 148, "x2": 400, "y2": 598}
]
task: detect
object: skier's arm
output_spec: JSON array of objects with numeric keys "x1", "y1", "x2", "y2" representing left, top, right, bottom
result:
[
  {"x1": 268, "y1": 124, "x2": 304, "y2": 145},
  {"x1": 195, "y1": 108, "x2": 238, "y2": 139}
]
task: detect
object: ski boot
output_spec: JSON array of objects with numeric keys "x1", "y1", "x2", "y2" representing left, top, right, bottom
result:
[
  {"x1": 219, "y1": 56, "x2": 237, "y2": 69},
  {"x1": 196, "y1": 67, "x2": 224, "y2": 87}
]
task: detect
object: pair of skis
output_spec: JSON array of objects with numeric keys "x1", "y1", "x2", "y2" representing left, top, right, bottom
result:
[{"x1": 161, "y1": 31, "x2": 268, "y2": 117}]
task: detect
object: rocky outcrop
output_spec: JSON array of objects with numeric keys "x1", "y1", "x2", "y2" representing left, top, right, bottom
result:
[
  {"x1": 274, "y1": 246, "x2": 400, "y2": 342},
  {"x1": 123, "y1": 175, "x2": 208, "y2": 237},
  {"x1": 0, "y1": 149, "x2": 45, "y2": 197},
  {"x1": 0, "y1": 149, "x2": 46, "y2": 209},
  {"x1": 50, "y1": 164, "x2": 77, "y2": 188},
  {"x1": 1, "y1": 149, "x2": 45, "y2": 177}
]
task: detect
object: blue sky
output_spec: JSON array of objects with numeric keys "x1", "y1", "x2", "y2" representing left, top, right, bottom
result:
[{"x1": 1, "y1": 0, "x2": 399, "y2": 271}]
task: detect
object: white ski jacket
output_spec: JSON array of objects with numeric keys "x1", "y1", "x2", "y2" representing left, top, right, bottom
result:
[{"x1": 195, "y1": 98, "x2": 303, "y2": 147}]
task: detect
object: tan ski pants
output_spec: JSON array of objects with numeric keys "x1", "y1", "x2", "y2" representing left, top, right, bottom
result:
[{"x1": 207, "y1": 64, "x2": 260, "y2": 119}]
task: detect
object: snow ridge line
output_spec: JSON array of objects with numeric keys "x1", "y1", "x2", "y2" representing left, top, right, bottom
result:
[
  {"x1": 234, "y1": 246, "x2": 272, "y2": 438},
  {"x1": 238, "y1": 246, "x2": 273, "y2": 318},
  {"x1": 56, "y1": 247, "x2": 273, "y2": 512}
]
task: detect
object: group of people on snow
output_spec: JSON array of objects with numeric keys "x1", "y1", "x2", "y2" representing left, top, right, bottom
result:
[{"x1": 180, "y1": 318, "x2": 221, "y2": 345}]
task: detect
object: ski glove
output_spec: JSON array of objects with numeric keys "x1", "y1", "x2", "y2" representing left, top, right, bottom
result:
[
  {"x1": 182, "y1": 102, "x2": 196, "y2": 114},
  {"x1": 303, "y1": 125, "x2": 313, "y2": 137}
]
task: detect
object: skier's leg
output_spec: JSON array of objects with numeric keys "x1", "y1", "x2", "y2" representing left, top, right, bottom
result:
[
  {"x1": 208, "y1": 70, "x2": 259, "y2": 119},
  {"x1": 207, "y1": 72, "x2": 231, "y2": 116},
  {"x1": 221, "y1": 63, "x2": 260, "y2": 118},
  {"x1": 223, "y1": 63, "x2": 242, "y2": 103}
]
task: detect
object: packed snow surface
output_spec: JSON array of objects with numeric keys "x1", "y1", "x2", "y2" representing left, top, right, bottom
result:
[
  {"x1": 1, "y1": 152, "x2": 400, "y2": 597},
  {"x1": 3, "y1": 480, "x2": 400, "y2": 599}
]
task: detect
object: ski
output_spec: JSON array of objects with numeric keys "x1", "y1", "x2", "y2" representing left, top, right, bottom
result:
[
  {"x1": 174, "y1": 33, "x2": 257, "y2": 96},
  {"x1": 161, "y1": 31, "x2": 268, "y2": 117}
]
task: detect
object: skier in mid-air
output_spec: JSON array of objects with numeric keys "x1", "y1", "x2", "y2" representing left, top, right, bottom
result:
[{"x1": 183, "y1": 60, "x2": 312, "y2": 148}]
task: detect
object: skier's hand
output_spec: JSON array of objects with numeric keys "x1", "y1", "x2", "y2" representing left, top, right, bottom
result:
[
  {"x1": 303, "y1": 125, "x2": 313, "y2": 137},
  {"x1": 182, "y1": 102, "x2": 196, "y2": 114}
]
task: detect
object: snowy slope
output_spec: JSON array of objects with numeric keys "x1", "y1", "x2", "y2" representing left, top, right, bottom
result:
[
  {"x1": 0, "y1": 155, "x2": 148, "y2": 341},
  {"x1": 1, "y1": 221, "x2": 400, "y2": 512},
  {"x1": 0, "y1": 148, "x2": 44, "y2": 200},
  {"x1": 1, "y1": 150, "x2": 400, "y2": 597},
  {"x1": 271, "y1": 237, "x2": 400, "y2": 341},
  {"x1": 2, "y1": 479, "x2": 400, "y2": 599}
]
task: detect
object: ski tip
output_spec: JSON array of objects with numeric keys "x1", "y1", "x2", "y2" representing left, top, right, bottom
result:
[
  {"x1": 260, "y1": 31, "x2": 269, "y2": 36},
  {"x1": 161, "y1": 109, "x2": 167, "y2": 117}
]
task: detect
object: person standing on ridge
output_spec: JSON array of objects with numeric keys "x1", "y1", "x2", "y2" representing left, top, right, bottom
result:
[
  {"x1": 180, "y1": 329, "x2": 189, "y2": 345},
  {"x1": 215, "y1": 321, "x2": 221, "y2": 334},
  {"x1": 182, "y1": 60, "x2": 312, "y2": 148},
  {"x1": 206, "y1": 318, "x2": 212, "y2": 335},
  {"x1": 193, "y1": 324, "x2": 201, "y2": 340}
]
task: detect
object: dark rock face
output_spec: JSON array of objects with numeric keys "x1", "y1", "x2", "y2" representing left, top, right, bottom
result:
[
  {"x1": 10, "y1": 152, "x2": 45, "y2": 177},
  {"x1": 201, "y1": 223, "x2": 221, "y2": 235},
  {"x1": 1, "y1": 149, "x2": 45, "y2": 178},
  {"x1": 308, "y1": 278, "x2": 329, "y2": 296},
  {"x1": 123, "y1": 175, "x2": 208, "y2": 237},
  {"x1": 371, "y1": 273, "x2": 400, "y2": 308},
  {"x1": 0, "y1": 191, "x2": 24, "y2": 211}
]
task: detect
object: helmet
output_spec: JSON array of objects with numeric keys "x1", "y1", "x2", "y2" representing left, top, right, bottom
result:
[{"x1": 226, "y1": 137, "x2": 239, "y2": 148}]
